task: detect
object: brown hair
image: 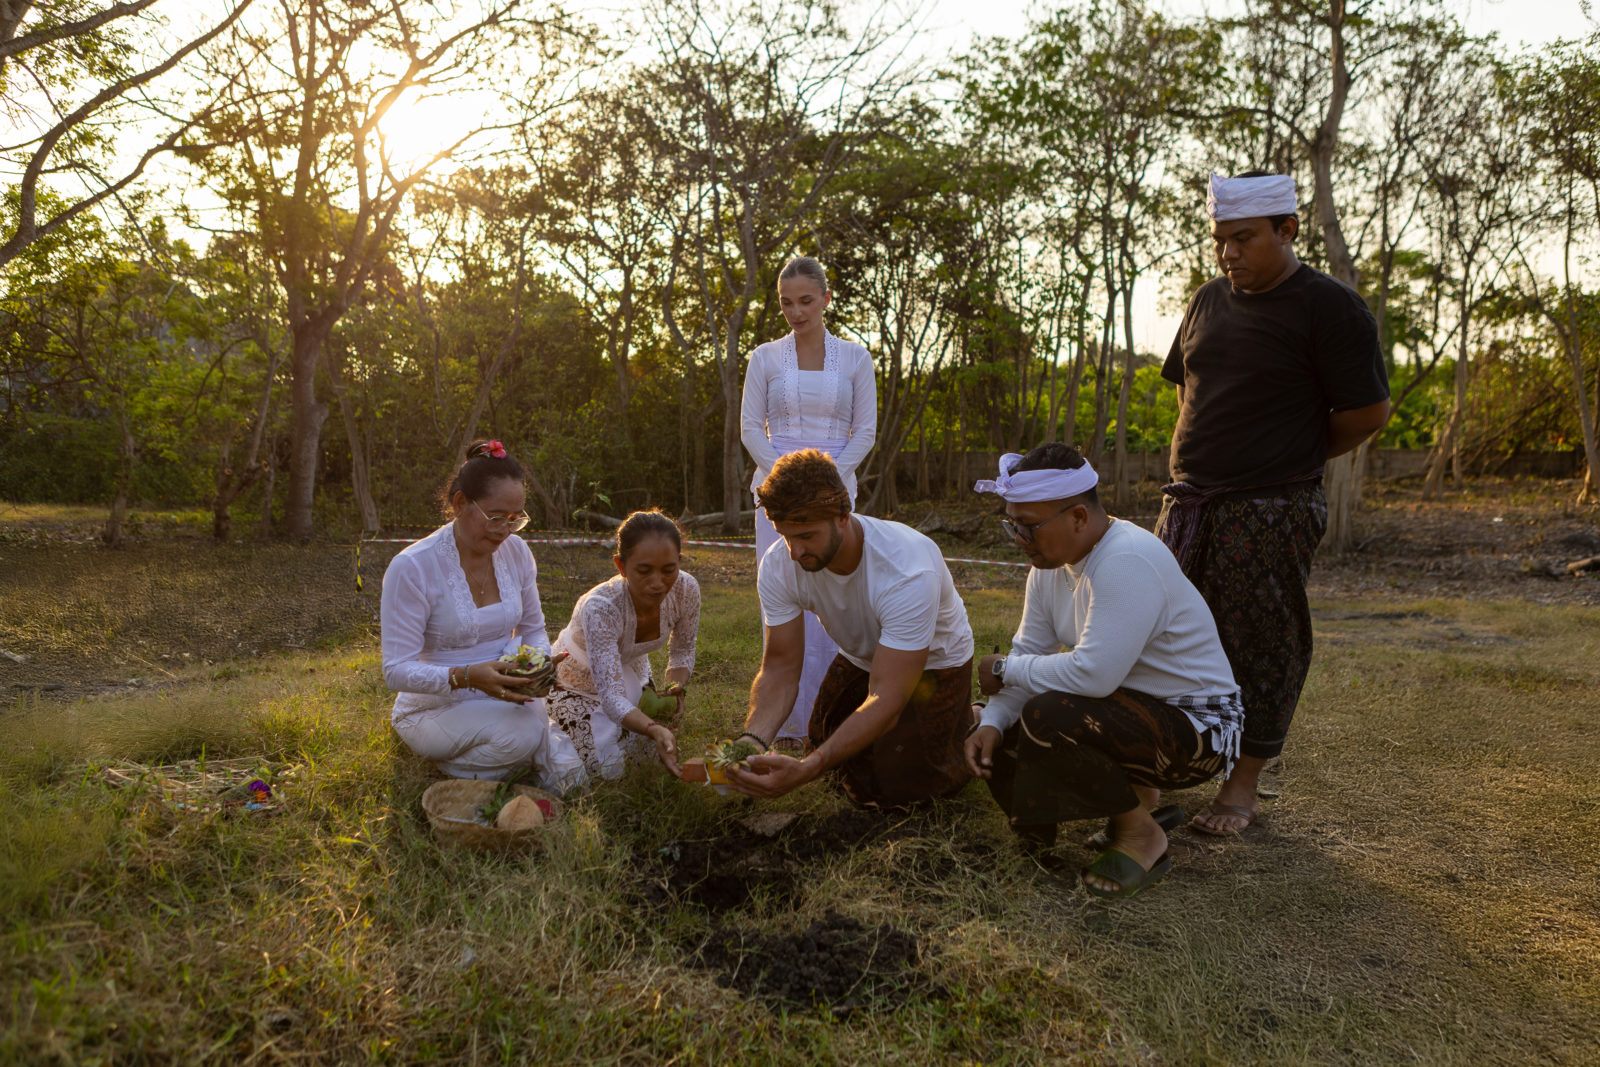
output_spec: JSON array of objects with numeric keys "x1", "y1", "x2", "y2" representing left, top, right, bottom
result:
[
  {"x1": 616, "y1": 509, "x2": 682, "y2": 561},
  {"x1": 778, "y1": 255, "x2": 829, "y2": 293},
  {"x1": 756, "y1": 449, "x2": 851, "y2": 522}
]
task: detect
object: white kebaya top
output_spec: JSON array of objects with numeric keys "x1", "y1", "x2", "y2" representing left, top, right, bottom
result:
[
  {"x1": 758, "y1": 514, "x2": 974, "y2": 672},
  {"x1": 552, "y1": 574, "x2": 701, "y2": 724},
  {"x1": 740, "y1": 329, "x2": 877, "y2": 498},
  {"x1": 379, "y1": 523, "x2": 552, "y2": 721}
]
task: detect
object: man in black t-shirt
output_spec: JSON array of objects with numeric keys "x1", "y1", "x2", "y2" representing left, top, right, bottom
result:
[{"x1": 1156, "y1": 172, "x2": 1390, "y2": 836}]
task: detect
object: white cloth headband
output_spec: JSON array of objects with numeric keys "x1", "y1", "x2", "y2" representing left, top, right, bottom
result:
[
  {"x1": 973, "y1": 453, "x2": 1098, "y2": 503},
  {"x1": 1206, "y1": 173, "x2": 1297, "y2": 221}
]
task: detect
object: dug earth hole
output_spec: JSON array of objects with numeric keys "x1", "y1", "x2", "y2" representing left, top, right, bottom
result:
[{"x1": 634, "y1": 808, "x2": 951, "y2": 1014}]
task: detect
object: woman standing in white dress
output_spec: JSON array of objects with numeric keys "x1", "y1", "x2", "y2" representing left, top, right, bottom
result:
[
  {"x1": 380, "y1": 441, "x2": 587, "y2": 790},
  {"x1": 548, "y1": 510, "x2": 696, "y2": 780},
  {"x1": 740, "y1": 256, "x2": 877, "y2": 745}
]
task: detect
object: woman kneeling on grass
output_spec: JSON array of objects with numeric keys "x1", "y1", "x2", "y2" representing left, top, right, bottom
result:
[
  {"x1": 548, "y1": 510, "x2": 698, "y2": 780},
  {"x1": 380, "y1": 440, "x2": 586, "y2": 790}
]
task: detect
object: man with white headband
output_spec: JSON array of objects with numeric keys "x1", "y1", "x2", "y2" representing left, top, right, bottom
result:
[
  {"x1": 968, "y1": 443, "x2": 1243, "y2": 898},
  {"x1": 1159, "y1": 170, "x2": 1390, "y2": 835}
]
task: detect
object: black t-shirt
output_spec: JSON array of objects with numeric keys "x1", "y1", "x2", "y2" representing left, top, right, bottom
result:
[{"x1": 1161, "y1": 264, "x2": 1388, "y2": 488}]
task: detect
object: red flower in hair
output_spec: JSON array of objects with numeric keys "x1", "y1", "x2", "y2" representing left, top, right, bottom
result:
[{"x1": 480, "y1": 440, "x2": 507, "y2": 459}]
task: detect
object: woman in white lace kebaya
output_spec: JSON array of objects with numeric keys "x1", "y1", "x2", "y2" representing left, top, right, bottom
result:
[
  {"x1": 548, "y1": 511, "x2": 698, "y2": 779},
  {"x1": 740, "y1": 256, "x2": 876, "y2": 744},
  {"x1": 380, "y1": 441, "x2": 586, "y2": 789}
]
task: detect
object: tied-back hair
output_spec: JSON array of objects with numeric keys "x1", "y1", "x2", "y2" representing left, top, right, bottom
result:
[
  {"x1": 1233, "y1": 168, "x2": 1298, "y2": 237},
  {"x1": 1014, "y1": 442, "x2": 1100, "y2": 507},
  {"x1": 778, "y1": 255, "x2": 829, "y2": 294},
  {"x1": 617, "y1": 509, "x2": 682, "y2": 561},
  {"x1": 439, "y1": 439, "x2": 525, "y2": 514},
  {"x1": 757, "y1": 449, "x2": 852, "y2": 522}
]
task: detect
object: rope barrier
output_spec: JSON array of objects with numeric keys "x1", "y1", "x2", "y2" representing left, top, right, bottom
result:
[{"x1": 352, "y1": 533, "x2": 1028, "y2": 588}]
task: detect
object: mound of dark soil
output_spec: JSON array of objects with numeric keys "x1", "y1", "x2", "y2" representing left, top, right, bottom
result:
[
  {"x1": 641, "y1": 808, "x2": 912, "y2": 912},
  {"x1": 694, "y1": 911, "x2": 923, "y2": 1015}
]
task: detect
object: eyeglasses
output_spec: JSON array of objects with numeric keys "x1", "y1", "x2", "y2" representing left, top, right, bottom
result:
[
  {"x1": 471, "y1": 499, "x2": 530, "y2": 532},
  {"x1": 1000, "y1": 503, "x2": 1075, "y2": 546}
]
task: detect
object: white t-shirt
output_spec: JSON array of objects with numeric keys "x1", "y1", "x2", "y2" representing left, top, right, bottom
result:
[
  {"x1": 758, "y1": 515, "x2": 973, "y2": 671},
  {"x1": 979, "y1": 519, "x2": 1238, "y2": 734}
]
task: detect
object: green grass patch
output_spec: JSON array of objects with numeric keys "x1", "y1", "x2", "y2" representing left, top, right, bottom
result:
[{"x1": 2, "y1": 553, "x2": 1598, "y2": 1063}]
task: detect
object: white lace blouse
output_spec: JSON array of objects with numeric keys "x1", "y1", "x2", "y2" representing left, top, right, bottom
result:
[
  {"x1": 379, "y1": 523, "x2": 552, "y2": 720},
  {"x1": 740, "y1": 329, "x2": 876, "y2": 497},
  {"x1": 552, "y1": 574, "x2": 701, "y2": 724}
]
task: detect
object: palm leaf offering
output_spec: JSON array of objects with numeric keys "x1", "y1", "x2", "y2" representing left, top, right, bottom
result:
[
  {"x1": 497, "y1": 645, "x2": 552, "y2": 678},
  {"x1": 706, "y1": 737, "x2": 764, "y2": 772},
  {"x1": 497, "y1": 645, "x2": 557, "y2": 694}
]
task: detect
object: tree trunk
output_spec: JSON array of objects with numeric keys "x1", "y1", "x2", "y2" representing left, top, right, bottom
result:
[
  {"x1": 211, "y1": 341, "x2": 277, "y2": 541},
  {"x1": 256, "y1": 449, "x2": 276, "y2": 538},
  {"x1": 103, "y1": 413, "x2": 135, "y2": 548},
  {"x1": 1112, "y1": 282, "x2": 1137, "y2": 509},
  {"x1": 284, "y1": 322, "x2": 330, "y2": 541},
  {"x1": 1321, "y1": 451, "x2": 1354, "y2": 551},
  {"x1": 1421, "y1": 411, "x2": 1455, "y2": 500},
  {"x1": 1309, "y1": 0, "x2": 1363, "y2": 551},
  {"x1": 916, "y1": 421, "x2": 929, "y2": 498},
  {"x1": 327, "y1": 352, "x2": 379, "y2": 535}
]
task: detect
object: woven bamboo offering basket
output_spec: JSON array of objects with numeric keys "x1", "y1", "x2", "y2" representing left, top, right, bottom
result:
[{"x1": 421, "y1": 779, "x2": 564, "y2": 851}]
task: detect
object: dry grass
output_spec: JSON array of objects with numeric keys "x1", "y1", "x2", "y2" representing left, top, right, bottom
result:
[{"x1": 2, "y1": 504, "x2": 1599, "y2": 1064}]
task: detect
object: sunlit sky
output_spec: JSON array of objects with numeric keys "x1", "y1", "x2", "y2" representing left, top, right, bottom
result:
[
  {"x1": 912, "y1": 0, "x2": 1595, "y2": 350},
  {"x1": 918, "y1": 0, "x2": 1590, "y2": 52},
  {"x1": 363, "y1": 0, "x2": 1600, "y2": 353},
  {"x1": 98, "y1": 0, "x2": 1600, "y2": 353}
]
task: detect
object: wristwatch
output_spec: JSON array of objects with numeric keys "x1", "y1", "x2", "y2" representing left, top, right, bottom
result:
[{"x1": 991, "y1": 656, "x2": 1007, "y2": 684}]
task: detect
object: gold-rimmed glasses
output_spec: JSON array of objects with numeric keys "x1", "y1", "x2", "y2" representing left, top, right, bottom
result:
[{"x1": 471, "y1": 499, "x2": 531, "y2": 532}]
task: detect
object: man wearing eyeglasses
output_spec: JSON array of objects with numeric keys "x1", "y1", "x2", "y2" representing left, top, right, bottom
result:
[{"x1": 966, "y1": 444, "x2": 1243, "y2": 898}]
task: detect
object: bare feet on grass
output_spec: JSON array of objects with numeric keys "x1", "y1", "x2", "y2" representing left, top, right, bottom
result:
[{"x1": 1083, "y1": 808, "x2": 1169, "y2": 894}]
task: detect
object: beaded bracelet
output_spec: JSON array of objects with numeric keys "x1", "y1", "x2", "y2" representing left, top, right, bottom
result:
[{"x1": 735, "y1": 731, "x2": 769, "y2": 750}]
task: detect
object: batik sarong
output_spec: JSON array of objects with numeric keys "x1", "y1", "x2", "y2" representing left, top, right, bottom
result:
[
  {"x1": 807, "y1": 654, "x2": 974, "y2": 809},
  {"x1": 985, "y1": 688, "x2": 1230, "y2": 845},
  {"x1": 1156, "y1": 480, "x2": 1326, "y2": 760}
]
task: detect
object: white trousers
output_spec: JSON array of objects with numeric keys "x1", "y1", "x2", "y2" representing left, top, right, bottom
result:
[
  {"x1": 755, "y1": 507, "x2": 840, "y2": 741},
  {"x1": 394, "y1": 696, "x2": 588, "y2": 791}
]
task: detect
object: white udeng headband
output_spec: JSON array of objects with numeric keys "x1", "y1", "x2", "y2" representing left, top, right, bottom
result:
[
  {"x1": 973, "y1": 453, "x2": 1099, "y2": 503},
  {"x1": 1206, "y1": 173, "x2": 1297, "y2": 221}
]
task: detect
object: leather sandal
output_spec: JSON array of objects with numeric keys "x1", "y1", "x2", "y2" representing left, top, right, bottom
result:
[
  {"x1": 1189, "y1": 801, "x2": 1259, "y2": 836},
  {"x1": 1082, "y1": 847, "x2": 1173, "y2": 899},
  {"x1": 1085, "y1": 803, "x2": 1184, "y2": 849}
]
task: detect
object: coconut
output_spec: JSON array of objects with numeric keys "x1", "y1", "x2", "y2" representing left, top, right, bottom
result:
[{"x1": 495, "y1": 794, "x2": 545, "y2": 831}]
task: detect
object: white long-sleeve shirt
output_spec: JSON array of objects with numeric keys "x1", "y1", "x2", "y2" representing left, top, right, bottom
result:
[
  {"x1": 740, "y1": 329, "x2": 876, "y2": 499},
  {"x1": 980, "y1": 519, "x2": 1239, "y2": 737},
  {"x1": 379, "y1": 523, "x2": 552, "y2": 720}
]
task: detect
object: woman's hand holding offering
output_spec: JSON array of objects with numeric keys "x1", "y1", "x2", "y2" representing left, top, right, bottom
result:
[{"x1": 463, "y1": 661, "x2": 538, "y2": 703}]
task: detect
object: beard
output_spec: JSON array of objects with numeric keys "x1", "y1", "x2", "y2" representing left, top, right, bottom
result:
[{"x1": 796, "y1": 521, "x2": 845, "y2": 572}]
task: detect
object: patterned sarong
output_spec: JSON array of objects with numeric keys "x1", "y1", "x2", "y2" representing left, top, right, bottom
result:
[
  {"x1": 984, "y1": 687, "x2": 1229, "y2": 840},
  {"x1": 807, "y1": 655, "x2": 974, "y2": 809},
  {"x1": 1156, "y1": 481, "x2": 1326, "y2": 760}
]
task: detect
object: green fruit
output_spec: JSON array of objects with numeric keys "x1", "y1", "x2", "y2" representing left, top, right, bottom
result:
[{"x1": 637, "y1": 687, "x2": 678, "y2": 720}]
